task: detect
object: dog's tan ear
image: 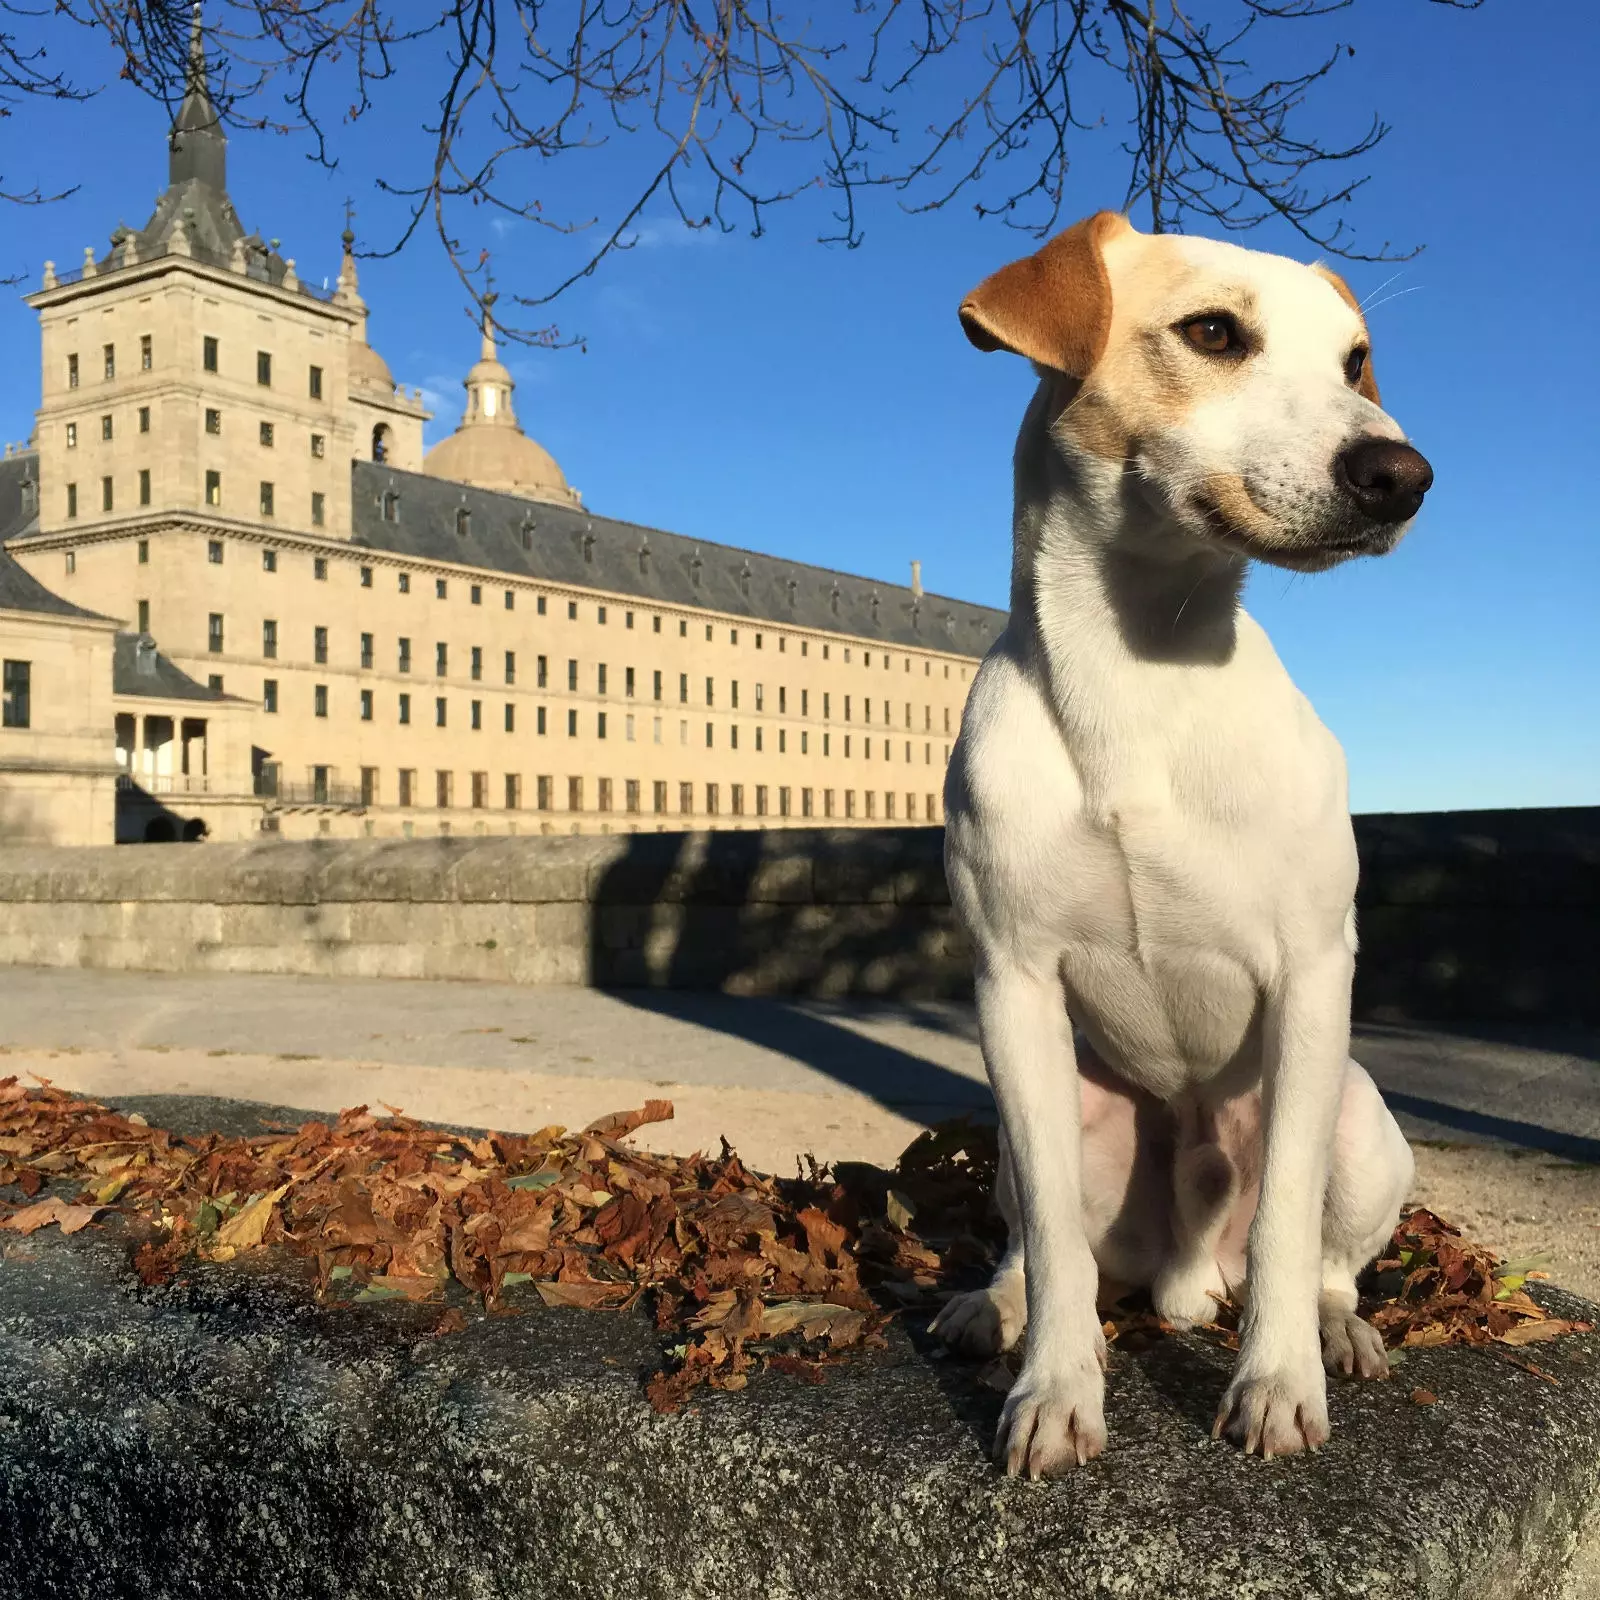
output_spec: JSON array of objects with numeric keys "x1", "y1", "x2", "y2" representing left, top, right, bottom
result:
[
  {"x1": 959, "y1": 212, "x2": 1132, "y2": 377},
  {"x1": 1312, "y1": 264, "x2": 1382, "y2": 407}
]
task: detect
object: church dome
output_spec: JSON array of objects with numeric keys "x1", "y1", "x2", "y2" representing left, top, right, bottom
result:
[
  {"x1": 422, "y1": 305, "x2": 580, "y2": 508},
  {"x1": 349, "y1": 337, "x2": 395, "y2": 393}
]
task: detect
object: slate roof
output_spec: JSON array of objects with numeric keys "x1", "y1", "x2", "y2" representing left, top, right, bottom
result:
[
  {"x1": 0, "y1": 451, "x2": 40, "y2": 543},
  {"x1": 113, "y1": 633, "x2": 232, "y2": 702},
  {"x1": 0, "y1": 549, "x2": 109, "y2": 623},
  {"x1": 351, "y1": 461, "x2": 1008, "y2": 658}
]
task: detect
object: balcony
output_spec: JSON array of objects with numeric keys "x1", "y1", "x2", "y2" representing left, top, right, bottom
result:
[{"x1": 254, "y1": 772, "x2": 366, "y2": 811}]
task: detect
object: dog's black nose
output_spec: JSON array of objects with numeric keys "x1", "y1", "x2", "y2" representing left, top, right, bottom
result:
[{"x1": 1334, "y1": 438, "x2": 1433, "y2": 523}]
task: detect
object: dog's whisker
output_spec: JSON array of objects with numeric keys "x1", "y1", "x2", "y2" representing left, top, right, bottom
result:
[
  {"x1": 1357, "y1": 266, "x2": 1410, "y2": 312},
  {"x1": 1362, "y1": 285, "x2": 1425, "y2": 317}
]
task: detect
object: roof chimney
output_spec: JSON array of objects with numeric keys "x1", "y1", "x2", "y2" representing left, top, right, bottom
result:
[{"x1": 910, "y1": 559, "x2": 923, "y2": 598}]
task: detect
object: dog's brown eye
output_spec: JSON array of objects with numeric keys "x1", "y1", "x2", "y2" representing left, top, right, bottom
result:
[
  {"x1": 1345, "y1": 346, "x2": 1368, "y2": 386},
  {"x1": 1182, "y1": 316, "x2": 1240, "y2": 356}
]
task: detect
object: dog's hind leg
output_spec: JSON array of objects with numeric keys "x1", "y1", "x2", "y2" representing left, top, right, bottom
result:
[
  {"x1": 930, "y1": 1125, "x2": 1028, "y2": 1356},
  {"x1": 1318, "y1": 1060, "x2": 1414, "y2": 1380}
]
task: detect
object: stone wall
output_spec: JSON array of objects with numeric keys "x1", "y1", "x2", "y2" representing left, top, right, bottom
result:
[{"x1": 0, "y1": 807, "x2": 1593, "y2": 1022}]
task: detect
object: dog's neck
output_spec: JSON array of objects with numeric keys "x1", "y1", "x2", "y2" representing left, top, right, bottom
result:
[{"x1": 1007, "y1": 385, "x2": 1259, "y2": 758}]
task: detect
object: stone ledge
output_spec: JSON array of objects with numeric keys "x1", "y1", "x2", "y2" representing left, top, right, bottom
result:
[{"x1": 3, "y1": 1193, "x2": 1599, "y2": 1600}]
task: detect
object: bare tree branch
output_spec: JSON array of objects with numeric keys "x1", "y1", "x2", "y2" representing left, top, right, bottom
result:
[{"x1": 3, "y1": 0, "x2": 1487, "y2": 336}]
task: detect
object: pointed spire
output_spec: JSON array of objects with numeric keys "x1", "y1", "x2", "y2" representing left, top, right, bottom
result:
[
  {"x1": 169, "y1": 3, "x2": 226, "y2": 192},
  {"x1": 335, "y1": 199, "x2": 363, "y2": 305}
]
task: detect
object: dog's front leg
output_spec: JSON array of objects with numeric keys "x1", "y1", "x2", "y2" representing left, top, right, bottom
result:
[
  {"x1": 976, "y1": 958, "x2": 1106, "y2": 1476},
  {"x1": 1215, "y1": 950, "x2": 1354, "y2": 1456}
]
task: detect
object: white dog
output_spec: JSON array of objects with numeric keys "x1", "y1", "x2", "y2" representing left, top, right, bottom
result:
[{"x1": 932, "y1": 211, "x2": 1428, "y2": 1475}]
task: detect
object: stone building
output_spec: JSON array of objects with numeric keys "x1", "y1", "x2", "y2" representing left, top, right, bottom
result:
[{"x1": 0, "y1": 16, "x2": 1004, "y2": 845}]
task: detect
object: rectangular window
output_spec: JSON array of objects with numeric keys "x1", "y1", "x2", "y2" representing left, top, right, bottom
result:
[
  {"x1": 383, "y1": 493, "x2": 400, "y2": 523},
  {"x1": 310, "y1": 766, "x2": 332, "y2": 805},
  {"x1": 208, "y1": 613, "x2": 223, "y2": 653},
  {"x1": 504, "y1": 651, "x2": 516, "y2": 685},
  {"x1": 705, "y1": 722, "x2": 713, "y2": 748},
  {"x1": 537, "y1": 776, "x2": 552, "y2": 811},
  {"x1": 64, "y1": 551, "x2": 75, "y2": 576},
  {"x1": 568, "y1": 601, "x2": 578, "y2": 620},
  {"x1": 470, "y1": 584, "x2": 481, "y2": 606},
  {"x1": 597, "y1": 664, "x2": 608, "y2": 696},
  {"x1": 398, "y1": 571, "x2": 409, "y2": 592},
  {"x1": 537, "y1": 655, "x2": 548, "y2": 689},
  {"x1": 653, "y1": 780, "x2": 667, "y2": 815},
  {"x1": 865, "y1": 791, "x2": 877, "y2": 819},
  {"x1": 436, "y1": 770, "x2": 453, "y2": 809},
  {"x1": 359, "y1": 566, "x2": 372, "y2": 588},
  {"x1": 398, "y1": 637, "x2": 412, "y2": 673},
  {"x1": 314, "y1": 626, "x2": 329, "y2": 665},
  {"x1": 202, "y1": 337, "x2": 218, "y2": 373},
  {"x1": 207, "y1": 539, "x2": 223, "y2": 565},
  {"x1": 625, "y1": 666, "x2": 635, "y2": 698},
  {"x1": 885, "y1": 792, "x2": 896, "y2": 820},
  {"x1": 597, "y1": 606, "x2": 607, "y2": 625},
  {"x1": 205, "y1": 470, "x2": 221, "y2": 506},
  {"x1": 504, "y1": 703, "x2": 515, "y2": 733},
  {"x1": 653, "y1": 670, "x2": 663, "y2": 702},
  {"x1": 679, "y1": 781, "x2": 693, "y2": 815},
  {"x1": 625, "y1": 714, "x2": 635, "y2": 742},
  {"x1": 103, "y1": 343, "x2": 115, "y2": 380},
  {"x1": 536, "y1": 707, "x2": 547, "y2": 735},
  {"x1": 435, "y1": 697, "x2": 448, "y2": 728},
  {"x1": 597, "y1": 711, "x2": 607, "y2": 740},
  {"x1": 1, "y1": 661, "x2": 30, "y2": 729},
  {"x1": 259, "y1": 481, "x2": 275, "y2": 517},
  {"x1": 845, "y1": 790, "x2": 857, "y2": 819},
  {"x1": 652, "y1": 716, "x2": 662, "y2": 744},
  {"x1": 262, "y1": 620, "x2": 278, "y2": 659},
  {"x1": 398, "y1": 769, "x2": 415, "y2": 807},
  {"x1": 360, "y1": 632, "x2": 374, "y2": 669},
  {"x1": 705, "y1": 783, "x2": 719, "y2": 816},
  {"x1": 67, "y1": 353, "x2": 79, "y2": 388},
  {"x1": 66, "y1": 483, "x2": 77, "y2": 518},
  {"x1": 732, "y1": 682, "x2": 740, "y2": 710},
  {"x1": 705, "y1": 676, "x2": 714, "y2": 707},
  {"x1": 259, "y1": 420, "x2": 274, "y2": 448},
  {"x1": 802, "y1": 787, "x2": 813, "y2": 818},
  {"x1": 398, "y1": 692, "x2": 411, "y2": 725},
  {"x1": 731, "y1": 784, "x2": 744, "y2": 817},
  {"x1": 755, "y1": 785, "x2": 768, "y2": 817},
  {"x1": 360, "y1": 766, "x2": 378, "y2": 807},
  {"x1": 140, "y1": 334, "x2": 152, "y2": 371},
  {"x1": 779, "y1": 786, "x2": 791, "y2": 818},
  {"x1": 101, "y1": 476, "x2": 114, "y2": 512},
  {"x1": 471, "y1": 772, "x2": 488, "y2": 809},
  {"x1": 470, "y1": 700, "x2": 482, "y2": 731},
  {"x1": 310, "y1": 492, "x2": 325, "y2": 527},
  {"x1": 470, "y1": 646, "x2": 483, "y2": 682},
  {"x1": 256, "y1": 350, "x2": 272, "y2": 386},
  {"x1": 205, "y1": 408, "x2": 221, "y2": 436},
  {"x1": 313, "y1": 557, "x2": 328, "y2": 581},
  {"x1": 568, "y1": 777, "x2": 583, "y2": 812},
  {"x1": 436, "y1": 641, "x2": 448, "y2": 676},
  {"x1": 679, "y1": 673, "x2": 688, "y2": 703},
  {"x1": 598, "y1": 778, "x2": 613, "y2": 813},
  {"x1": 309, "y1": 365, "x2": 323, "y2": 400},
  {"x1": 311, "y1": 432, "x2": 325, "y2": 458},
  {"x1": 137, "y1": 539, "x2": 149, "y2": 564},
  {"x1": 567, "y1": 709, "x2": 577, "y2": 737},
  {"x1": 755, "y1": 684, "x2": 764, "y2": 712},
  {"x1": 262, "y1": 678, "x2": 278, "y2": 714},
  {"x1": 435, "y1": 578, "x2": 448, "y2": 600},
  {"x1": 137, "y1": 599, "x2": 150, "y2": 633},
  {"x1": 537, "y1": 596, "x2": 547, "y2": 616},
  {"x1": 138, "y1": 406, "x2": 150, "y2": 434},
  {"x1": 139, "y1": 469, "x2": 151, "y2": 506},
  {"x1": 101, "y1": 415, "x2": 114, "y2": 441},
  {"x1": 567, "y1": 659, "x2": 578, "y2": 692},
  {"x1": 65, "y1": 422, "x2": 77, "y2": 449},
  {"x1": 505, "y1": 590, "x2": 515, "y2": 610},
  {"x1": 824, "y1": 789, "x2": 835, "y2": 819},
  {"x1": 314, "y1": 684, "x2": 329, "y2": 718}
]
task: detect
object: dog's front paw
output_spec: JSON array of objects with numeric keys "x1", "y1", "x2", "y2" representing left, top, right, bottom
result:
[
  {"x1": 1213, "y1": 1358, "x2": 1329, "y2": 1458},
  {"x1": 1320, "y1": 1306, "x2": 1388, "y2": 1380},
  {"x1": 930, "y1": 1277, "x2": 1027, "y2": 1356},
  {"x1": 994, "y1": 1339, "x2": 1108, "y2": 1478}
]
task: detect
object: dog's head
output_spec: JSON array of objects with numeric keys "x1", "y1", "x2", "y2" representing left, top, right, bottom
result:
[{"x1": 960, "y1": 212, "x2": 1432, "y2": 571}]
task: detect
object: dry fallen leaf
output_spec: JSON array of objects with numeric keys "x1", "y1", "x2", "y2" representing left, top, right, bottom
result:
[
  {"x1": 1409, "y1": 1387, "x2": 1438, "y2": 1406},
  {"x1": 0, "y1": 1195, "x2": 104, "y2": 1236}
]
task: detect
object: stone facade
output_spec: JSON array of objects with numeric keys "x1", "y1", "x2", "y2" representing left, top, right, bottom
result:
[{"x1": 0, "y1": 14, "x2": 1002, "y2": 847}]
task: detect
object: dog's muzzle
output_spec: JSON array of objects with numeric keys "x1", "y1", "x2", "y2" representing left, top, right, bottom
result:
[{"x1": 1333, "y1": 438, "x2": 1434, "y2": 525}]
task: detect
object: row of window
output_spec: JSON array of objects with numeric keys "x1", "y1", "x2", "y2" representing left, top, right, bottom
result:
[
  {"x1": 193, "y1": 541, "x2": 968, "y2": 678},
  {"x1": 301, "y1": 764, "x2": 942, "y2": 823},
  {"x1": 67, "y1": 339, "x2": 322, "y2": 396},
  {"x1": 65, "y1": 476, "x2": 324, "y2": 525}
]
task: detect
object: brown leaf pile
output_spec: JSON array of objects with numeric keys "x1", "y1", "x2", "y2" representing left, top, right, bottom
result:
[{"x1": 0, "y1": 1076, "x2": 1590, "y2": 1412}]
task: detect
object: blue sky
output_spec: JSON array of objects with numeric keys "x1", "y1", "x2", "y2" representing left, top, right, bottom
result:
[{"x1": 0, "y1": 2, "x2": 1594, "y2": 813}]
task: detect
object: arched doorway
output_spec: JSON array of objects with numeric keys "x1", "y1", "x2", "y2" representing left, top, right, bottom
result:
[
  {"x1": 372, "y1": 423, "x2": 391, "y2": 463},
  {"x1": 143, "y1": 817, "x2": 177, "y2": 843}
]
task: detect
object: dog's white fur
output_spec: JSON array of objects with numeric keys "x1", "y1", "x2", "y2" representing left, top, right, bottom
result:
[{"x1": 931, "y1": 213, "x2": 1425, "y2": 1474}]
